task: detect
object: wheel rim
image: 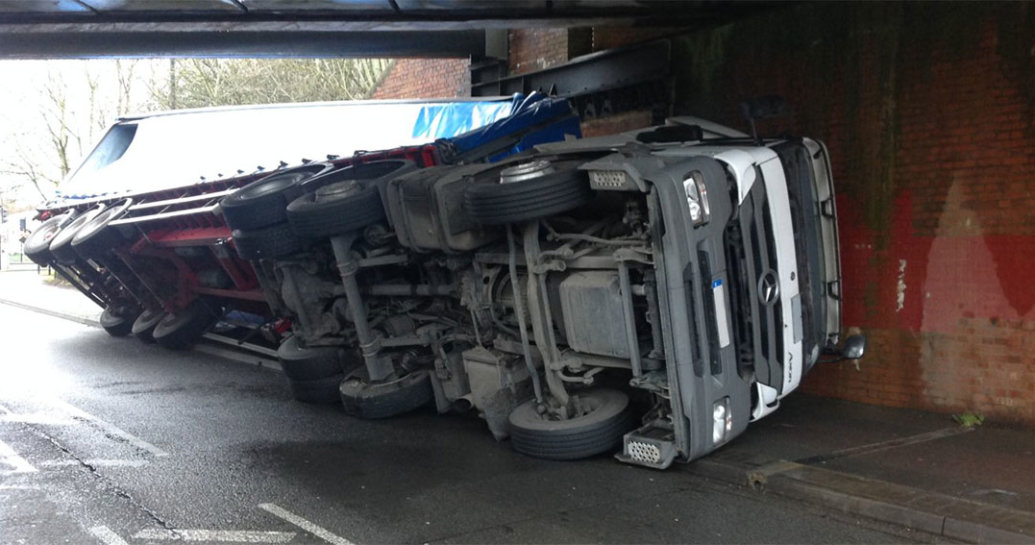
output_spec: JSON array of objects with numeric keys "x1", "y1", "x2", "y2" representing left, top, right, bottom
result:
[
  {"x1": 508, "y1": 389, "x2": 633, "y2": 460},
  {"x1": 231, "y1": 163, "x2": 332, "y2": 201},
  {"x1": 25, "y1": 212, "x2": 73, "y2": 257},
  {"x1": 72, "y1": 198, "x2": 133, "y2": 246},
  {"x1": 132, "y1": 308, "x2": 165, "y2": 334},
  {"x1": 99, "y1": 308, "x2": 127, "y2": 328},
  {"x1": 49, "y1": 206, "x2": 105, "y2": 256},
  {"x1": 155, "y1": 300, "x2": 212, "y2": 332},
  {"x1": 510, "y1": 389, "x2": 629, "y2": 432},
  {"x1": 499, "y1": 159, "x2": 556, "y2": 184}
]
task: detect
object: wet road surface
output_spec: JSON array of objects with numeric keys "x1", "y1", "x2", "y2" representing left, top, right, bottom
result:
[{"x1": 0, "y1": 304, "x2": 935, "y2": 544}]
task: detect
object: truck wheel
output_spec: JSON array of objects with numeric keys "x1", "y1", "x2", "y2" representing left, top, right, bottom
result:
[
  {"x1": 277, "y1": 335, "x2": 355, "y2": 381},
  {"x1": 288, "y1": 374, "x2": 345, "y2": 404},
  {"x1": 464, "y1": 170, "x2": 593, "y2": 226},
  {"x1": 153, "y1": 300, "x2": 219, "y2": 350},
  {"x1": 231, "y1": 224, "x2": 305, "y2": 260},
  {"x1": 286, "y1": 182, "x2": 384, "y2": 239},
  {"x1": 339, "y1": 367, "x2": 433, "y2": 419},
  {"x1": 508, "y1": 389, "x2": 633, "y2": 461},
  {"x1": 131, "y1": 308, "x2": 165, "y2": 343},
  {"x1": 220, "y1": 163, "x2": 333, "y2": 231},
  {"x1": 71, "y1": 198, "x2": 134, "y2": 259},
  {"x1": 24, "y1": 211, "x2": 75, "y2": 266},
  {"x1": 49, "y1": 206, "x2": 106, "y2": 265},
  {"x1": 99, "y1": 307, "x2": 137, "y2": 337}
]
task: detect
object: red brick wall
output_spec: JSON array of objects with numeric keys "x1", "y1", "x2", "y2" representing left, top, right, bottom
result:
[
  {"x1": 369, "y1": 30, "x2": 660, "y2": 137},
  {"x1": 678, "y1": 3, "x2": 1035, "y2": 423},
  {"x1": 370, "y1": 58, "x2": 470, "y2": 99},
  {"x1": 370, "y1": 30, "x2": 572, "y2": 100},
  {"x1": 508, "y1": 28, "x2": 570, "y2": 75}
]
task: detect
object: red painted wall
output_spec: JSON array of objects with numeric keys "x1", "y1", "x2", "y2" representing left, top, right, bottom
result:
[{"x1": 675, "y1": 3, "x2": 1035, "y2": 423}]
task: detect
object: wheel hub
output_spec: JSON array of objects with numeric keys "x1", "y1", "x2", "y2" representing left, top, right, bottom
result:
[
  {"x1": 500, "y1": 160, "x2": 555, "y2": 184},
  {"x1": 316, "y1": 180, "x2": 362, "y2": 199}
]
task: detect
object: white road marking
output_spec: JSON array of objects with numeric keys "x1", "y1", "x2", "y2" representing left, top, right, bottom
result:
[
  {"x1": 133, "y1": 528, "x2": 296, "y2": 543},
  {"x1": 0, "y1": 438, "x2": 36, "y2": 474},
  {"x1": 88, "y1": 525, "x2": 130, "y2": 545},
  {"x1": 48, "y1": 399, "x2": 169, "y2": 458},
  {"x1": 39, "y1": 459, "x2": 149, "y2": 468},
  {"x1": 259, "y1": 503, "x2": 356, "y2": 545}
]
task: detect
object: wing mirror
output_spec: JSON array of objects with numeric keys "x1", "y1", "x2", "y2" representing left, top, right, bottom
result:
[
  {"x1": 821, "y1": 334, "x2": 867, "y2": 364},
  {"x1": 840, "y1": 334, "x2": 867, "y2": 360}
]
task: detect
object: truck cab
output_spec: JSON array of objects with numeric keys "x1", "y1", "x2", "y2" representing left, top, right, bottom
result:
[{"x1": 538, "y1": 120, "x2": 857, "y2": 467}]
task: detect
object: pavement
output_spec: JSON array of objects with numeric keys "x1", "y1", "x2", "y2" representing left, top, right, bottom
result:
[
  {"x1": 2, "y1": 265, "x2": 1034, "y2": 544},
  {"x1": 0, "y1": 263, "x2": 103, "y2": 325}
]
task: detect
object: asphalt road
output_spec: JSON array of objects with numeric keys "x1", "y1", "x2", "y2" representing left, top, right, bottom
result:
[{"x1": 0, "y1": 304, "x2": 932, "y2": 545}]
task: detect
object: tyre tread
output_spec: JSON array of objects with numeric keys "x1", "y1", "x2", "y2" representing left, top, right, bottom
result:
[{"x1": 464, "y1": 170, "x2": 593, "y2": 226}]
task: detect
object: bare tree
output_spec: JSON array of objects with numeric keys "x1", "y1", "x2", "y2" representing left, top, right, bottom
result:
[
  {"x1": 41, "y1": 72, "x2": 75, "y2": 177},
  {"x1": 1, "y1": 58, "x2": 389, "y2": 207},
  {"x1": 115, "y1": 59, "x2": 138, "y2": 117},
  {"x1": 1, "y1": 60, "x2": 148, "y2": 205},
  {"x1": 0, "y1": 145, "x2": 59, "y2": 202},
  {"x1": 152, "y1": 58, "x2": 392, "y2": 110}
]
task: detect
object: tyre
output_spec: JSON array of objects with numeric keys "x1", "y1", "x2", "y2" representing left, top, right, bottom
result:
[
  {"x1": 339, "y1": 367, "x2": 433, "y2": 419},
  {"x1": 49, "y1": 206, "x2": 106, "y2": 265},
  {"x1": 299, "y1": 160, "x2": 415, "y2": 194},
  {"x1": 71, "y1": 198, "x2": 134, "y2": 259},
  {"x1": 99, "y1": 307, "x2": 137, "y2": 337},
  {"x1": 286, "y1": 182, "x2": 385, "y2": 239},
  {"x1": 231, "y1": 224, "x2": 305, "y2": 260},
  {"x1": 153, "y1": 300, "x2": 219, "y2": 350},
  {"x1": 24, "y1": 211, "x2": 75, "y2": 266},
  {"x1": 220, "y1": 163, "x2": 333, "y2": 231},
  {"x1": 277, "y1": 335, "x2": 354, "y2": 381},
  {"x1": 508, "y1": 389, "x2": 634, "y2": 461},
  {"x1": 288, "y1": 374, "x2": 345, "y2": 404},
  {"x1": 464, "y1": 169, "x2": 593, "y2": 226},
  {"x1": 131, "y1": 308, "x2": 165, "y2": 343}
]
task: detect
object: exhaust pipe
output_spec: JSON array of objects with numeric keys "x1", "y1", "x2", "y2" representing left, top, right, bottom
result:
[{"x1": 452, "y1": 395, "x2": 475, "y2": 413}]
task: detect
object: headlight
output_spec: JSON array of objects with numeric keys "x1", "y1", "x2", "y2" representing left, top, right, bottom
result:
[
  {"x1": 683, "y1": 171, "x2": 711, "y2": 226},
  {"x1": 712, "y1": 397, "x2": 733, "y2": 444}
]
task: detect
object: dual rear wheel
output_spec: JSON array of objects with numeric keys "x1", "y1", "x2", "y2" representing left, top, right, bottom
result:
[{"x1": 102, "y1": 301, "x2": 218, "y2": 349}]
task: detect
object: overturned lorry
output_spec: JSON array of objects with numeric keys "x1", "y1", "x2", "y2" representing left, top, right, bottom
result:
[{"x1": 24, "y1": 96, "x2": 863, "y2": 469}]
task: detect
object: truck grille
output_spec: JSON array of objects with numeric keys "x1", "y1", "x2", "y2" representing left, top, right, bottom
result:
[{"x1": 726, "y1": 182, "x2": 784, "y2": 390}]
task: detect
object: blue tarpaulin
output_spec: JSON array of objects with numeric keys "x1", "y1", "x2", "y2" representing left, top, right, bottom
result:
[
  {"x1": 410, "y1": 97, "x2": 520, "y2": 140},
  {"x1": 437, "y1": 92, "x2": 582, "y2": 162}
]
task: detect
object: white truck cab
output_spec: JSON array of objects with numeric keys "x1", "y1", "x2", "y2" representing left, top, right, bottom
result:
[{"x1": 542, "y1": 120, "x2": 860, "y2": 467}]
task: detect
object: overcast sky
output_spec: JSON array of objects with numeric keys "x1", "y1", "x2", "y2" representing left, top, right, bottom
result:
[{"x1": 0, "y1": 59, "x2": 162, "y2": 206}]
